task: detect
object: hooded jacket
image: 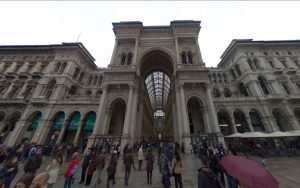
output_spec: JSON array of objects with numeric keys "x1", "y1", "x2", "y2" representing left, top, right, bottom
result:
[{"x1": 64, "y1": 157, "x2": 79, "y2": 177}]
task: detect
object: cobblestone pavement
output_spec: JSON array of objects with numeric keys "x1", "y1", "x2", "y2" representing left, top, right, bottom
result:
[{"x1": 11, "y1": 153, "x2": 300, "y2": 188}]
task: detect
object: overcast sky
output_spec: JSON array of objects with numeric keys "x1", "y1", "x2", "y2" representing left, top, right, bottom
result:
[{"x1": 1, "y1": 1, "x2": 300, "y2": 68}]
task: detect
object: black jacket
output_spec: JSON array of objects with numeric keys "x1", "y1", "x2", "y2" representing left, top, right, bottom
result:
[{"x1": 198, "y1": 167, "x2": 221, "y2": 188}]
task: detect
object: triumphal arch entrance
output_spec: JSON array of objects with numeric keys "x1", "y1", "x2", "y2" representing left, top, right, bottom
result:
[{"x1": 87, "y1": 21, "x2": 222, "y2": 149}]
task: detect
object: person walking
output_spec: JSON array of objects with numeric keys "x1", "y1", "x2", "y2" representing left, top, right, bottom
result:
[
  {"x1": 78, "y1": 148, "x2": 92, "y2": 184},
  {"x1": 23, "y1": 147, "x2": 43, "y2": 176},
  {"x1": 123, "y1": 148, "x2": 135, "y2": 186},
  {"x1": 64, "y1": 152, "x2": 80, "y2": 188},
  {"x1": 94, "y1": 151, "x2": 106, "y2": 186},
  {"x1": 171, "y1": 153, "x2": 183, "y2": 188},
  {"x1": 198, "y1": 156, "x2": 222, "y2": 188},
  {"x1": 106, "y1": 150, "x2": 118, "y2": 188},
  {"x1": 46, "y1": 154, "x2": 63, "y2": 188},
  {"x1": 0, "y1": 155, "x2": 19, "y2": 188},
  {"x1": 85, "y1": 150, "x2": 97, "y2": 185},
  {"x1": 145, "y1": 148, "x2": 154, "y2": 184},
  {"x1": 137, "y1": 145, "x2": 144, "y2": 171},
  {"x1": 29, "y1": 172, "x2": 50, "y2": 188},
  {"x1": 162, "y1": 162, "x2": 171, "y2": 188}
]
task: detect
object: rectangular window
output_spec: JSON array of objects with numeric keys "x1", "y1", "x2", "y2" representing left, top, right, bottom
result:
[
  {"x1": 282, "y1": 83, "x2": 290, "y2": 94},
  {"x1": 281, "y1": 61, "x2": 287, "y2": 68},
  {"x1": 269, "y1": 61, "x2": 274, "y2": 68},
  {"x1": 294, "y1": 61, "x2": 300, "y2": 68},
  {"x1": 296, "y1": 82, "x2": 300, "y2": 90}
]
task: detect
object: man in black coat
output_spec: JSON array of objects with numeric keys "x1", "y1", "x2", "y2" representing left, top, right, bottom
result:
[
  {"x1": 198, "y1": 156, "x2": 221, "y2": 188},
  {"x1": 23, "y1": 147, "x2": 43, "y2": 176},
  {"x1": 79, "y1": 148, "x2": 92, "y2": 184}
]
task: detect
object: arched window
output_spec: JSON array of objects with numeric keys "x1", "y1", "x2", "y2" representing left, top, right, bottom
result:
[
  {"x1": 224, "y1": 88, "x2": 231, "y2": 97},
  {"x1": 181, "y1": 52, "x2": 187, "y2": 64},
  {"x1": 53, "y1": 62, "x2": 61, "y2": 73},
  {"x1": 223, "y1": 73, "x2": 227, "y2": 83},
  {"x1": 258, "y1": 76, "x2": 270, "y2": 95},
  {"x1": 78, "y1": 72, "x2": 84, "y2": 82},
  {"x1": 59, "y1": 62, "x2": 67, "y2": 73},
  {"x1": 188, "y1": 51, "x2": 193, "y2": 64},
  {"x1": 127, "y1": 53, "x2": 133, "y2": 65},
  {"x1": 253, "y1": 59, "x2": 260, "y2": 69},
  {"x1": 68, "y1": 86, "x2": 77, "y2": 95},
  {"x1": 247, "y1": 59, "x2": 255, "y2": 70},
  {"x1": 121, "y1": 53, "x2": 126, "y2": 65},
  {"x1": 239, "y1": 83, "x2": 249, "y2": 97},
  {"x1": 45, "y1": 80, "x2": 56, "y2": 99},
  {"x1": 230, "y1": 69, "x2": 236, "y2": 79},
  {"x1": 213, "y1": 88, "x2": 220, "y2": 97},
  {"x1": 235, "y1": 64, "x2": 242, "y2": 75},
  {"x1": 73, "y1": 68, "x2": 79, "y2": 79},
  {"x1": 88, "y1": 75, "x2": 93, "y2": 85}
]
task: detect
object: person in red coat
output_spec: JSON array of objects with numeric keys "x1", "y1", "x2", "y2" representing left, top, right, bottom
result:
[{"x1": 64, "y1": 152, "x2": 80, "y2": 188}]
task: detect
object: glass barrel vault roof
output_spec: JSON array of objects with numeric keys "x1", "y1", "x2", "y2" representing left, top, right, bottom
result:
[{"x1": 145, "y1": 71, "x2": 170, "y2": 111}]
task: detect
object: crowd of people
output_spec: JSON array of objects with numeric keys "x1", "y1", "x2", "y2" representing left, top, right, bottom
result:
[{"x1": 0, "y1": 139, "x2": 291, "y2": 188}]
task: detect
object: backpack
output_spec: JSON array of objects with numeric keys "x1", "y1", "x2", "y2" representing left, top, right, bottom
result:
[{"x1": 71, "y1": 164, "x2": 79, "y2": 175}]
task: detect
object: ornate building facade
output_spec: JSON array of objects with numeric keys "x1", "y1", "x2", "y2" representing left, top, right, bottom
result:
[{"x1": 0, "y1": 20, "x2": 299, "y2": 149}]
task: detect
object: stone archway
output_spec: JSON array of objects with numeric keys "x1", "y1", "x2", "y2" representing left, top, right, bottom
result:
[
  {"x1": 233, "y1": 109, "x2": 249, "y2": 133},
  {"x1": 272, "y1": 108, "x2": 291, "y2": 131},
  {"x1": 1, "y1": 111, "x2": 21, "y2": 144},
  {"x1": 217, "y1": 110, "x2": 233, "y2": 136},
  {"x1": 108, "y1": 99, "x2": 126, "y2": 135},
  {"x1": 63, "y1": 111, "x2": 81, "y2": 144},
  {"x1": 249, "y1": 109, "x2": 265, "y2": 131},
  {"x1": 139, "y1": 50, "x2": 175, "y2": 142},
  {"x1": 187, "y1": 97, "x2": 206, "y2": 134},
  {"x1": 23, "y1": 111, "x2": 42, "y2": 143}
]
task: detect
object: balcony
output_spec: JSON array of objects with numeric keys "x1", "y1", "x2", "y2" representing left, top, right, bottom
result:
[
  {"x1": 273, "y1": 68, "x2": 283, "y2": 74},
  {"x1": 286, "y1": 93, "x2": 300, "y2": 102},
  {"x1": 286, "y1": 67, "x2": 297, "y2": 74},
  {"x1": 262, "y1": 94, "x2": 284, "y2": 103},
  {"x1": 0, "y1": 97, "x2": 27, "y2": 105}
]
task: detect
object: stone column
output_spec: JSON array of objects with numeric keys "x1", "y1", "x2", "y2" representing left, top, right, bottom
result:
[
  {"x1": 121, "y1": 84, "x2": 134, "y2": 147},
  {"x1": 133, "y1": 38, "x2": 139, "y2": 65},
  {"x1": 230, "y1": 118, "x2": 238, "y2": 134},
  {"x1": 179, "y1": 83, "x2": 189, "y2": 133},
  {"x1": 56, "y1": 120, "x2": 69, "y2": 144},
  {"x1": 5, "y1": 62, "x2": 16, "y2": 73},
  {"x1": 2, "y1": 83, "x2": 14, "y2": 98},
  {"x1": 110, "y1": 39, "x2": 119, "y2": 65},
  {"x1": 102, "y1": 109, "x2": 112, "y2": 134},
  {"x1": 174, "y1": 37, "x2": 180, "y2": 63},
  {"x1": 205, "y1": 85, "x2": 221, "y2": 133},
  {"x1": 7, "y1": 120, "x2": 27, "y2": 146},
  {"x1": 17, "y1": 82, "x2": 28, "y2": 98},
  {"x1": 262, "y1": 116, "x2": 275, "y2": 132},
  {"x1": 31, "y1": 62, "x2": 41, "y2": 73},
  {"x1": 37, "y1": 120, "x2": 53, "y2": 144},
  {"x1": 244, "y1": 113, "x2": 255, "y2": 132},
  {"x1": 88, "y1": 84, "x2": 108, "y2": 147},
  {"x1": 74, "y1": 120, "x2": 84, "y2": 144},
  {"x1": 172, "y1": 96, "x2": 180, "y2": 142},
  {"x1": 283, "y1": 105, "x2": 300, "y2": 130},
  {"x1": 175, "y1": 85, "x2": 183, "y2": 136},
  {"x1": 203, "y1": 108, "x2": 212, "y2": 133},
  {"x1": 248, "y1": 81, "x2": 261, "y2": 96},
  {"x1": 130, "y1": 88, "x2": 138, "y2": 142}
]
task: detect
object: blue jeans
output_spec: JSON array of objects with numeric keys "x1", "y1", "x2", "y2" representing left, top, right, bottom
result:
[
  {"x1": 64, "y1": 176, "x2": 73, "y2": 188},
  {"x1": 125, "y1": 167, "x2": 131, "y2": 181}
]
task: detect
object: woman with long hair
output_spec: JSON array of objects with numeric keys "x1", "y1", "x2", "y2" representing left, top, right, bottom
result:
[
  {"x1": 46, "y1": 153, "x2": 63, "y2": 188},
  {"x1": 171, "y1": 153, "x2": 183, "y2": 188}
]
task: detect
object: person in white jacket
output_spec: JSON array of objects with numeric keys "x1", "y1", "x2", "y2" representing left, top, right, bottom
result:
[
  {"x1": 137, "y1": 145, "x2": 144, "y2": 171},
  {"x1": 46, "y1": 154, "x2": 63, "y2": 188}
]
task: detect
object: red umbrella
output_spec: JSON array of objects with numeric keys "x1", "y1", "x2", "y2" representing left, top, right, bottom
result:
[{"x1": 220, "y1": 155, "x2": 279, "y2": 188}]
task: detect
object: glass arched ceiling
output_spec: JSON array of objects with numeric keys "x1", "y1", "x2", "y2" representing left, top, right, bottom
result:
[{"x1": 145, "y1": 71, "x2": 170, "y2": 112}]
